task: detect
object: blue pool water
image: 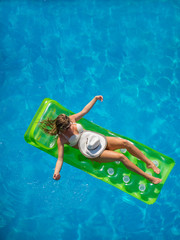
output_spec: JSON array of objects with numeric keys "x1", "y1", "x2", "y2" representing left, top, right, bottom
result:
[{"x1": 0, "y1": 0, "x2": 180, "y2": 239}]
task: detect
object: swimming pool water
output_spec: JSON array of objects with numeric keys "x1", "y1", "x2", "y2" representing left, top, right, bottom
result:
[{"x1": 0, "y1": 0, "x2": 180, "y2": 239}]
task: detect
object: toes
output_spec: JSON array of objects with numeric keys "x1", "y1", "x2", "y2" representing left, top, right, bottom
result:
[
  {"x1": 155, "y1": 167, "x2": 160, "y2": 174},
  {"x1": 153, "y1": 178, "x2": 162, "y2": 184}
]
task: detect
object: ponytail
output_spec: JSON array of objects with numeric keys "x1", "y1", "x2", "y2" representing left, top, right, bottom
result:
[
  {"x1": 39, "y1": 114, "x2": 70, "y2": 136},
  {"x1": 39, "y1": 118, "x2": 58, "y2": 135}
]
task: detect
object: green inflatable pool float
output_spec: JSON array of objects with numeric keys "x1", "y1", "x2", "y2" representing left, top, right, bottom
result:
[{"x1": 24, "y1": 98, "x2": 175, "y2": 205}]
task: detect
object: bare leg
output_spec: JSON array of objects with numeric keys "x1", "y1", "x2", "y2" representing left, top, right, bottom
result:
[
  {"x1": 93, "y1": 150, "x2": 162, "y2": 184},
  {"x1": 106, "y1": 137, "x2": 160, "y2": 174}
]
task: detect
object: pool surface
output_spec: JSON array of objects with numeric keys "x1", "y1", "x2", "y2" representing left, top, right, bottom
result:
[{"x1": 0, "y1": 0, "x2": 180, "y2": 239}]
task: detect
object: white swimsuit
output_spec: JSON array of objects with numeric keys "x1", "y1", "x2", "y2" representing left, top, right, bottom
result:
[{"x1": 61, "y1": 123, "x2": 84, "y2": 146}]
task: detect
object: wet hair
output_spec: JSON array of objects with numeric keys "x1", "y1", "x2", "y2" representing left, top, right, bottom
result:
[{"x1": 39, "y1": 114, "x2": 70, "y2": 135}]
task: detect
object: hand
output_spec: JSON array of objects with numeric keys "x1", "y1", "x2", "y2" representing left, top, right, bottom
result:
[
  {"x1": 53, "y1": 173, "x2": 61, "y2": 180},
  {"x1": 95, "y1": 95, "x2": 103, "y2": 102}
]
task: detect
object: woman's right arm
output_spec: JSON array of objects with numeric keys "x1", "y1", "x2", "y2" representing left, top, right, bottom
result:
[{"x1": 53, "y1": 137, "x2": 64, "y2": 180}]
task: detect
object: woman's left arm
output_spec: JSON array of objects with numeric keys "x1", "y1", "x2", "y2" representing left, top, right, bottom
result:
[{"x1": 70, "y1": 95, "x2": 103, "y2": 122}]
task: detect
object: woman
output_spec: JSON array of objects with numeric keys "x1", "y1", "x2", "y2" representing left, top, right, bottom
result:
[{"x1": 40, "y1": 95, "x2": 162, "y2": 184}]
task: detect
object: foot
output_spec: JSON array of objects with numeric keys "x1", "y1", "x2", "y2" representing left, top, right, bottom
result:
[
  {"x1": 147, "y1": 162, "x2": 160, "y2": 174},
  {"x1": 151, "y1": 177, "x2": 162, "y2": 184}
]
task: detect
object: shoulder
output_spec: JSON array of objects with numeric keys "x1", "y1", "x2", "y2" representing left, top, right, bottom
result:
[
  {"x1": 69, "y1": 110, "x2": 86, "y2": 122},
  {"x1": 69, "y1": 115, "x2": 76, "y2": 123}
]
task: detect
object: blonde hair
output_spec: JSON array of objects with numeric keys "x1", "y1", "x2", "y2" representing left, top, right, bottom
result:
[{"x1": 39, "y1": 114, "x2": 70, "y2": 135}]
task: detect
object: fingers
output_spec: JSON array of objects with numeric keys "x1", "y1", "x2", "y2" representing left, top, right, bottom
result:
[
  {"x1": 53, "y1": 173, "x2": 61, "y2": 180},
  {"x1": 96, "y1": 95, "x2": 103, "y2": 101},
  {"x1": 56, "y1": 174, "x2": 60, "y2": 180}
]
